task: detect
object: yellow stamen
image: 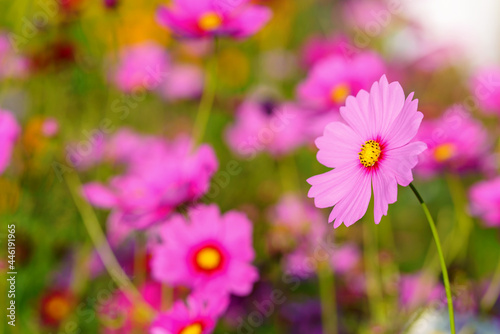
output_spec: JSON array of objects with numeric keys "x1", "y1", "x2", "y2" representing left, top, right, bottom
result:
[
  {"x1": 433, "y1": 143, "x2": 455, "y2": 162},
  {"x1": 359, "y1": 140, "x2": 381, "y2": 167},
  {"x1": 179, "y1": 323, "x2": 203, "y2": 334},
  {"x1": 330, "y1": 83, "x2": 350, "y2": 104},
  {"x1": 198, "y1": 12, "x2": 222, "y2": 31},
  {"x1": 196, "y1": 247, "x2": 221, "y2": 271}
]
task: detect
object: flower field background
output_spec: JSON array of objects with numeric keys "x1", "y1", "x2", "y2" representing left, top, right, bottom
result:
[{"x1": 0, "y1": 0, "x2": 499, "y2": 333}]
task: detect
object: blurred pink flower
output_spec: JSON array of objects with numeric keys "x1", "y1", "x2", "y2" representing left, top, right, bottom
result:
[
  {"x1": 470, "y1": 67, "x2": 500, "y2": 116},
  {"x1": 111, "y1": 42, "x2": 170, "y2": 93},
  {"x1": 225, "y1": 100, "x2": 306, "y2": 158},
  {"x1": 150, "y1": 294, "x2": 228, "y2": 334},
  {"x1": 399, "y1": 273, "x2": 444, "y2": 311},
  {"x1": 151, "y1": 204, "x2": 258, "y2": 297},
  {"x1": 415, "y1": 106, "x2": 490, "y2": 177},
  {"x1": 0, "y1": 109, "x2": 21, "y2": 174},
  {"x1": 469, "y1": 177, "x2": 500, "y2": 227},
  {"x1": 157, "y1": 0, "x2": 272, "y2": 39},
  {"x1": 41, "y1": 117, "x2": 59, "y2": 137},
  {"x1": 0, "y1": 32, "x2": 29, "y2": 79},
  {"x1": 308, "y1": 76, "x2": 427, "y2": 227},
  {"x1": 159, "y1": 63, "x2": 203, "y2": 101},
  {"x1": 300, "y1": 34, "x2": 352, "y2": 68},
  {"x1": 297, "y1": 52, "x2": 386, "y2": 110},
  {"x1": 99, "y1": 281, "x2": 161, "y2": 333},
  {"x1": 82, "y1": 133, "x2": 218, "y2": 245}
]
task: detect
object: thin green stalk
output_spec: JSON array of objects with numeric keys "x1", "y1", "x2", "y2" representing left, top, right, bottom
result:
[
  {"x1": 480, "y1": 256, "x2": 500, "y2": 312},
  {"x1": 317, "y1": 261, "x2": 338, "y2": 334},
  {"x1": 65, "y1": 173, "x2": 156, "y2": 316},
  {"x1": 409, "y1": 183, "x2": 456, "y2": 334},
  {"x1": 192, "y1": 39, "x2": 219, "y2": 147}
]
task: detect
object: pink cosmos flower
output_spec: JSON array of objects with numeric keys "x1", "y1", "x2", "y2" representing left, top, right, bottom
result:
[
  {"x1": 307, "y1": 75, "x2": 427, "y2": 227},
  {"x1": 399, "y1": 273, "x2": 444, "y2": 311},
  {"x1": 42, "y1": 117, "x2": 59, "y2": 137},
  {"x1": 0, "y1": 109, "x2": 21, "y2": 174},
  {"x1": 150, "y1": 294, "x2": 228, "y2": 334},
  {"x1": 0, "y1": 32, "x2": 29, "y2": 79},
  {"x1": 469, "y1": 177, "x2": 500, "y2": 227},
  {"x1": 158, "y1": 63, "x2": 203, "y2": 102},
  {"x1": 470, "y1": 67, "x2": 500, "y2": 116},
  {"x1": 225, "y1": 100, "x2": 306, "y2": 158},
  {"x1": 300, "y1": 34, "x2": 352, "y2": 68},
  {"x1": 157, "y1": 0, "x2": 272, "y2": 39},
  {"x1": 297, "y1": 52, "x2": 386, "y2": 111},
  {"x1": 99, "y1": 281, "x2": 162, "y2": 333},
  {"x1": 151, "y1": 204, "x2": 258, "y2": 297},
  {"x1": 82, "y1": 133, "x2": 218, "y2": 245},
  {"x1": 415, "y1": 106, "x2": 490, "y2": 177},
  {"x1": 110, "y1": 42, "x2": 170, "y2": 93}
]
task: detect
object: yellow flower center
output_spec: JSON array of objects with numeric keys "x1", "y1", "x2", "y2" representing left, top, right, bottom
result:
[
  {"x1": 433, "y1": 143, "x2": 455, "y2": 162},
  {"x1": 359, "y1": 140, "x2": 381, "y2": 167},
  {"x1": 330, "y1": 83, "x2": 350, "y2": 104},
  {"x1": 179, "y1": 323, "x2": 203, "y2": 334},
  {"x1": 198, "y1": 12, "x2": 222, "y2": 31},
  {"x1": 195, "y1": 247, "x2": 222, "y2": 271},
  {"x1": 45, "y1": 296, "x2": 71, "y2": 321}
]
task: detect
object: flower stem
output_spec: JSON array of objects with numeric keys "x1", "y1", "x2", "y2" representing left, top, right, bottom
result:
[
  {"x1": 65, "y1": 172, "x2": 156, "y2": 316},
  {"x1": 409, "y1": 183, "x2": 456, "y2": 333},
  {"x1": 192, "y1": 39, "x2": 219, "y2": 147},
  {"x1": 317, "y1": 261, "x2": 338, "y2": 334},
  {"x1": 480, "y1": 255, "x2": 500, "y2": 312}
]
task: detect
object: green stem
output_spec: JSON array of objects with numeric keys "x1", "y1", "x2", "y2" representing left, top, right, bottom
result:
[
  {"x1": 192, "y1": 39, "x2": 219, "y2": 147},
  {"x1": 409, "y1": 183, "x2": 456, "y2": 334},
  {"x1": 65, "y1": 173, "x2": 156, "y2": 316},
  {"x1": 480, "y1": 255, "x2": 500, "y2": 311},
  {"x1": 317, "y1": 261, "x2": 338, "y2": 334}
]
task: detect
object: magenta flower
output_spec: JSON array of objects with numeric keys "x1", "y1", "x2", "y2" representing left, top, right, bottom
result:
[
  {"x1": 470, "y1": 67, "x2": 500, "y2": 116},
  {"x1": 469, "y1": 177, "x2": 500, "y2": 227},
  {"x1": 225, "y1": 100, "x2": 306, "y2": 158},
  {"x1": 300, "y1": 34, "x2": 352, "y2": 68},
  {"x1": 151, "y1": 204, "x2": 258, "y2": 297},
  {"x1": 297, "y1": 52, "x2": 386, "y2": 110},
  {"x1": 110, "y1": 42, "x2": 170, "y2": 93},
  {"x1": 415, "y1": 106, "x2": 490, "y2": 177},
  {"x1": 150, "y1": 294, "x2": 228, "y2": 334},
  {"x1": 307, "y1": 76, "x2": 427, "y2": 227},
  {"x1": 82, "y1": 133, "x2": 218, "y2": 245},
  {"x1": 99, "y1": 281, "x2": 161, "y2": 333},
  {"x1": 159, "y1": 63, "x2": 204, "y2": 101},
  {"x1": 399, "y1": 273, "x2": 444, "y2": 311},
  {"x1": 0, "y1": 109, "x2": 21, "y2": 174},
  {"x1": 0, "y1": 32, "x2": 29, "y2": 79},
  {"x1": 156, "y1": 0, "x2": 272, "y2": 39}
]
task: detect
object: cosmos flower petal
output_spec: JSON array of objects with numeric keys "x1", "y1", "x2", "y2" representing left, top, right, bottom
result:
[
  {"x1": 382, "y1": 93, "x2": 423, "y2": 148},
  {"x1": 372, "y1": 168, "x2": 398, "y2": 224},
  {"x1": 369, "y1": 75, "x2": 406, "y2": 137},
  {"x1": 341, "y1": 89, "x2": 373, "y2": 139},
  {"x1": 328, "y1": 172, "x2": 372, "y2": 227},
  {"x1": 81, "y1": 182, "x2": 117, "y2": 208},
  {"x1": 227, "y1": 262, "x2": 259, "y2": 296},
  {"x1": 226, "y1": 6, "x2": 272, "y2": 39},
  {"x1": 316, "y1": 121, "x2": 363, "y2": 168},
  {"x1": 307, "y1": 164, "x2": 364, "y2": 209},
  {"x1": 384, "y1": 141, "x2": 427, "y2": 186}
]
